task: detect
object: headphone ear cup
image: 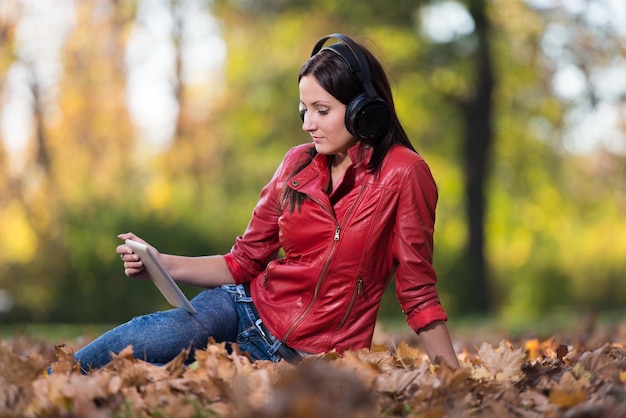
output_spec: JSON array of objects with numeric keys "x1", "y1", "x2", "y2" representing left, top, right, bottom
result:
[{"x1": 345, "y1": 94, "x2": 391, "y2": 140}]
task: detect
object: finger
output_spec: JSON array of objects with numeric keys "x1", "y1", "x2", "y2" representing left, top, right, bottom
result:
[
  {"x1": 116, "y1": 244, "x2": 134, "y2": 256},
  {"x1": 121, "y1": 253, "x2": 140, "y2": 264},
  {"x1": 118, "y1": 232, "x2": 148, "y2": 246},
  {"x1": 118, "y1": 232, "x2": 137, "y2": 241},
  {"x1": 123, "y1": 257, "x2": 143, "y2": 267},
  {"x1": 124, "y1": 264, "x2": 145, "y2": 278}
]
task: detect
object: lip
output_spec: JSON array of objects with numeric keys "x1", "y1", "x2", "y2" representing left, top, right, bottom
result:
[{"x1": 311, "y1": 136, "x2": 323, "y2": 143}]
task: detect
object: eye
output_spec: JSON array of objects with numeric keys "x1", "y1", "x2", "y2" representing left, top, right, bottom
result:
[
  {"x1": 318, "y1": 109, "x2": 329, "y2": 116},
  {"x1": 299, "y1": 104, "x2": 306, "y2": 122}
]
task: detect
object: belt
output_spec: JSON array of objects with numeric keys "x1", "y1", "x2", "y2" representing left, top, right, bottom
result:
[{"x1": 242, "y1": 282, "x2": 303, "y2": 365}]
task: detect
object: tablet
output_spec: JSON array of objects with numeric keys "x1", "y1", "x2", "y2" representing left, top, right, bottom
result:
[{"x1": 125, "y1": 239, "x2": 197, "y2": 314}]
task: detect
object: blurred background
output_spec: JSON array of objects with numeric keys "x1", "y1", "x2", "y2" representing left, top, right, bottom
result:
[{"x1": 0, "y1": 0, "x2": 624, "y2": 333}]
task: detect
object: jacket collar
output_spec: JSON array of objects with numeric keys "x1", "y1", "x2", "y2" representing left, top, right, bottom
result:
[
  {"x1": 348, "y1": 142, "x2": 373, "y2": 168},
  {"x1": 288, "y1": 142, "x2": 372, "y2": 192},
  {"x1": 313, "y1": 142, "x2": 373, "y2": 171}
]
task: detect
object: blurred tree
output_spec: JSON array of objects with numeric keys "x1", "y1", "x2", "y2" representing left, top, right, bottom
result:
[
  {"x1": 458, "y1": 0, "x2": 493, "y2": 314},
  {"x1": 486, "y1": 0, "x2": 626, "y2": 321},
  {"x1": 0, "y1": 0, "x2": 20, "y2": 307},
  {"x1": 0, "y1": 0, "x2": 624, "y2": 325},
  {"x1": 0, "y1": 0, "x2": 142, "y2": 321},
  {"x1": 416, "y1": 0, "x2": 495, "y2": 314},
  {"x1": 0, "y1": 0, "x2": 18, "y2": 99},
  {"x1": 212, "y1": 0, "x2": 496, "y2": 315},
  {"x1": 208, "y1": 0, "x2": 626, "y2": 320},
  {"x1": 0, "y1": 0, "x2": 18, "y2": 189}
]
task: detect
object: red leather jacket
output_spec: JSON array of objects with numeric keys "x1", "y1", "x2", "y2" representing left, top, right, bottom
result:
[{"x1": 224, "y1": 142, "x2": 447, "y2": 354}]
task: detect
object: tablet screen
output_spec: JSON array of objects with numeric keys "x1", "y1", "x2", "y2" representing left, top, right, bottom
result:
[{"x1": 125, "y1": 239, "x2": 197, "y2": 314}]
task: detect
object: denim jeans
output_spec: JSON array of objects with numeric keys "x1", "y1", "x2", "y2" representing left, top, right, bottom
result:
[{"x1": 73, "y1": 284, "x2": 281, "y2": 372}]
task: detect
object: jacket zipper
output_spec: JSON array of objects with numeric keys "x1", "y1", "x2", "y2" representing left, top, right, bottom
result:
[
  {"x1": 282, "y1": 197, "x2": 339, "y2": 343},
  {"x1": 281, "y1": 185, "x2": 366, "y2": 344},
  {"x1": 338, "y1": 276, "x2": 363, "y2": 329}
]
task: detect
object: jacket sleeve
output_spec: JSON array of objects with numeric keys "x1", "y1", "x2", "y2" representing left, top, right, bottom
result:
[
  {"x1": 392, "y1": 158, "x2": 448, "y2": 332},
  {"x1": 225, "y1": 146, "x2": 306, "y2": 284}
]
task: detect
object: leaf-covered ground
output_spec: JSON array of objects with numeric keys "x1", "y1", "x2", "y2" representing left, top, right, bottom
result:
[{"x1": 1, "y1": 320, "x2": 625, "y2": 417}]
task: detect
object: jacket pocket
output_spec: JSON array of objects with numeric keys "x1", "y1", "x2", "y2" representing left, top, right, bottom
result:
[
  {"x1": 262, "y1": 258, "x2": 285, "y2": 288},
  {"x1": 337, "y1": 275, "x2": 364, "y2": 329}
]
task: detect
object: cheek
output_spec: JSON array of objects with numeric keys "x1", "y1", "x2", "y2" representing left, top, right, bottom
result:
[{"x1": 330, "y1": 113, "x2": 348, "y2": 135}]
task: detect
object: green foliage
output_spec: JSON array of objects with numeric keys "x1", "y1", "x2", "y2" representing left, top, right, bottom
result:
[{"x1": 0, "y1": 0, "x2": 624, "y2": 326}]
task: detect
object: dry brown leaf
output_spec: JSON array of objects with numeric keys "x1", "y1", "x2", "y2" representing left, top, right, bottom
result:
[
  {"x1": 0, "y1": 341, "x2": 49, "y2": 385},
  {"x1": 355, "y1": 347, "x2": 400, "y2": 374},
  {"x1": 394, "y1": 341, "x2": 424, "y2": 361},
  {"x1": 402, "y1": 362, "x2": 473, "y2": 413},
  {"x1": 0, "y1": 378, "x2": 22, "y2": 416},
  {"x1": 3, "y1": 327, "x2": 626, "y2": 417},
  {"x1": 548, "y1": 372, "x2": 588, "y2": 408},
  {"x1": 375, "y1": 368, "x2": 423, "y2": 394},
  {"x1": 519, "y1": 388, "x2": 551, "y2": 411},
  {"x1": 370, "y1": 342, "x2": 389, "y2": 353},
  {"x1": 576, "y1": 343, "x2": 625, "y2": 384},
  {"x1": 334, "y1": 349, "x2": 387, "y2": 386},
  {"x1": 164, "y1": 347, "x2": 190, "y2": 377},
  {"x1": 109, "y1": 345, "x2": 171, "y2": 387},
  {"x1": 49, "y1": 344, "x2": 81, "y2": 374},
  {"x1": 476, "y1": 340, "x2": 526, "y2": 381},
  {"x1": 257, "y1": 358, "x2": 378, "y2": 418},
  {"x1": 0, "y1": 340, "x2": 53, "y2": 416},
  {"x1": 27, "y1": 370, "x2": 121, "y2": 417}
]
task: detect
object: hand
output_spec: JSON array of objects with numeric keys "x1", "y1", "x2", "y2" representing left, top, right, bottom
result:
[{"x1": 116, "y1": 232, "x2": 155, "y2": 279}]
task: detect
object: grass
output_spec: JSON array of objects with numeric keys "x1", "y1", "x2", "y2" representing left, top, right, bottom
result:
[
  {"x1": 1, "y1": 308, "x2": 624, "y2": 350},
  {"x1": 376, "y1": 307, "x2": 626, "y2": 350},
  {"x1": 0, "y1": 323, "x2": 114, "y2": 345}
]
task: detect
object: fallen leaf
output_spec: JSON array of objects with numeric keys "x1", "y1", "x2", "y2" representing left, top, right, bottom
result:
[{"x1": 477, "y1": 340, "x2": 526, "y2": 381}]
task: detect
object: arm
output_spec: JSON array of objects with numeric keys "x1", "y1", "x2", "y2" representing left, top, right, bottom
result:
[
  {"x1": 117, "y1": 147, "x2": 303, "y2": 288},
  {"x1": 392, "y1": 158, "x2": 458, "y2": 367},
  {"x1": 418, "y1": 320, "x2": 459, "y2": 368},
  {"x1": 117, "y1": 232, "x2": 235, "y2": 288},
  {"x1": 115, "y1": 147, "x2": 295, "y2": 287}
]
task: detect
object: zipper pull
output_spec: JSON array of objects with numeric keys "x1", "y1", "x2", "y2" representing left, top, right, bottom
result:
[
  {"x1": 357, "y1": 277, "x2": 363, "y2": 294},
  {"x1": 334, "y1": 226, "x2": 341, "y2": 241},
  {"x1": 263, "y1": 273, "x2": 268, "y2": 287}
]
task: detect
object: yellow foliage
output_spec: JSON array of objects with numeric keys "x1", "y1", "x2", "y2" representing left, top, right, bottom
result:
[
  {"x1": 548, "y1": 388, "x2": 587, "y2": 408},
  {"x1": 524, "y1": 338, "x2": 540, "y2": 361},
  {"x1": 145, "y1": 176, "x2": 172, "y2": 212},
  {"x1": 0, "y1": 202, "x2": 37, "y2": 263}
]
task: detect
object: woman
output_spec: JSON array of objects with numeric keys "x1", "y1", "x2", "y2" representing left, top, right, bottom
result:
[{"x1": 74, "y1": 34, "x2": 459, "y2": 371}]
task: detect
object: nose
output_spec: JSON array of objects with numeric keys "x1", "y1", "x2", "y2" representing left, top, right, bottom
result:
[{"x1": 301, "y1": 112, "x2": 315, "y2": 132}]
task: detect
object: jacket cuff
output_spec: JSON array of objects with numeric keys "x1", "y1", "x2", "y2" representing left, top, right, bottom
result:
[
  {"x1": 406, "y1": 304, "x2": 448, "y2": 333},
  {"x1": 223, "y1": 253, "x2": 254, "y2": 284}
]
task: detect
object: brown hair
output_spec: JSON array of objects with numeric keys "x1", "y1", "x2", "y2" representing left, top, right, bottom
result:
[{"x1": 284, "y1": 38, "x2": 416, "y2": 212}]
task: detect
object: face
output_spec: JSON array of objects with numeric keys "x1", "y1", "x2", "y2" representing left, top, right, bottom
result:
[{"x1": 299, "y1": 75, "x2": 358, "y2": 156}]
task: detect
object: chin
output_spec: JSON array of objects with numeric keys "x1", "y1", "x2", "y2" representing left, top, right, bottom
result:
[{"x1": 313, "y1": 144, "x2": 331, "y2": 155}]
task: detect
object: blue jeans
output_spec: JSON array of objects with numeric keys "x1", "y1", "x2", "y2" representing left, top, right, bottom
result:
[{"x1": 73, "y1": 284, "x2": 282, "y2": 372}]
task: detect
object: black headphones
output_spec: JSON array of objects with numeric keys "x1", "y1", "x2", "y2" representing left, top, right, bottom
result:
[{"x1": 310, "y1": 33, "x2": 391, "y2": 140}]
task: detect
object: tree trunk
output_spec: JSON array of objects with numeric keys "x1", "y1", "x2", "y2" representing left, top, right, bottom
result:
[{"x1": 458, "y1": 0, "x2": 494, "y2": 314}]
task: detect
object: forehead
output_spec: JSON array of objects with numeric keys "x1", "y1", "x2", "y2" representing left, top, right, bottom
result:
[{"x1": 299, "y1": 75, "x2": 338, "y2": 104}]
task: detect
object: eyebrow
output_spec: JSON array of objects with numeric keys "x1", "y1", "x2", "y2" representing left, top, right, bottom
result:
[{"x1": 299, "y1": 100, "x2": 331, "y2": 106}]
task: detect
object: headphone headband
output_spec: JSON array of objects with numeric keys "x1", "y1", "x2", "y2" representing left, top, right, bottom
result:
[
  {"x1": 310, "y1": 33, "x2": 378, "y2": 100},
  {"x1": 308, "y1": 33, "x2": 391, "y2": 140}
]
